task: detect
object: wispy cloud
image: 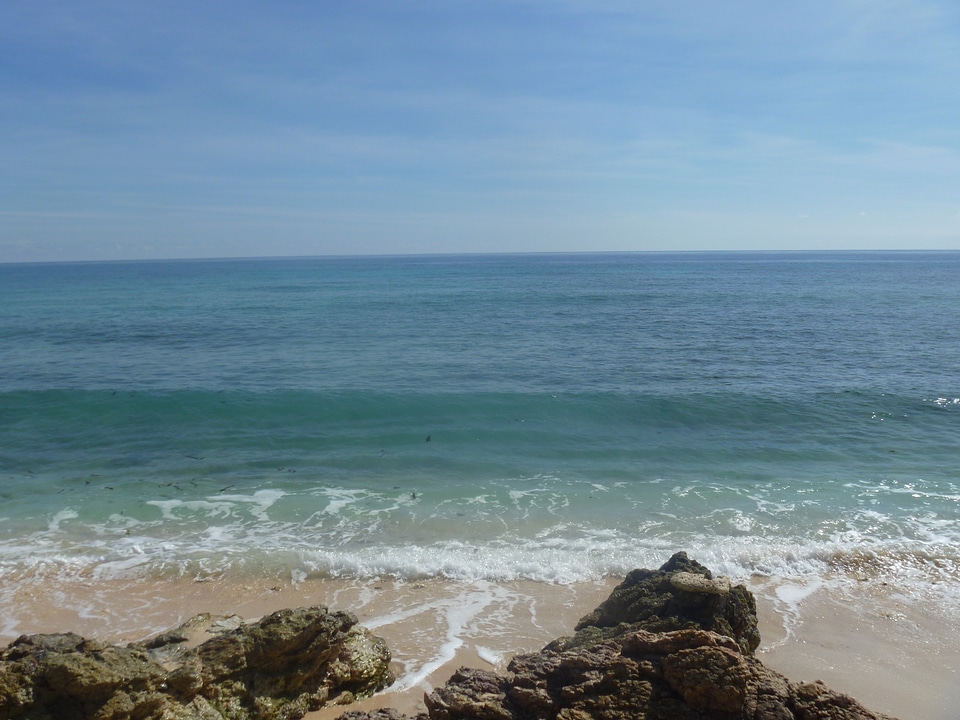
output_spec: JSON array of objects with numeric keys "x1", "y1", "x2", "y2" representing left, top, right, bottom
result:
[{"x1": 2, "y1": 1, "x2": 959, "y2": 260}]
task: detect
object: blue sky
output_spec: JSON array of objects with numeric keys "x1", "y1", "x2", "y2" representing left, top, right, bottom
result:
[{"x1": 2, "y1": 1, "x2": 959, "y2": 261}]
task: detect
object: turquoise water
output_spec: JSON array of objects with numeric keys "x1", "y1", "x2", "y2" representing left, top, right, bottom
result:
[{"x1": 1, "y1": 252, "x2": 959, "y2": 598}]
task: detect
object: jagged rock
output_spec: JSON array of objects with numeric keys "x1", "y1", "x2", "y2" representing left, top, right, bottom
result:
[
  {"x1": 424, "y1": 627, "x2": 895, "y2": 720},
  {"x1": 339, "y1": 710, "x2": 427, "y2": 720},
  {"x1": 0, "y1": 555, "x2": 899, "y2": 720},
  {"x1": 557, "y1": 551, "x2": 760, "y2": 655},
  {"x1": 0, "y1": 605, "x2": 394, "y2": 720},
  {"x1": 342, "y1": 553, "x2": 896, "y2": 720}
]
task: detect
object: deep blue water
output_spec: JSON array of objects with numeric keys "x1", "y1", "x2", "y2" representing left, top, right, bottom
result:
[{"x1": 1, "y1": 252, "x2": 958, "y2": 597}]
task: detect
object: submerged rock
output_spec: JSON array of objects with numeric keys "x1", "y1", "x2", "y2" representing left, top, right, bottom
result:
[{"x1": 0, "y1": 605, "x2": 394, "y2": 720}]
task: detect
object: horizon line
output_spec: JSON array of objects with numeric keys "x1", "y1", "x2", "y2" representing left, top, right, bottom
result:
[{"x1": 3, "y1": 247, "x2": 959, "y2": 268}]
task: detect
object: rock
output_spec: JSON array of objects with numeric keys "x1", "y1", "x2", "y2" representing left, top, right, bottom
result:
[
  {"x1": 339, "y1": 709, "x2": 426, "y2": 720},
  {"x1": 335, "y1": 626, "x2": 394, "y2": 692},
  {"x1": 207, "y1": 615, "x2": 245, "y2": 634},
  {"x1": 0, "y1": 633, "x2": 170, "y2": 720},
  {"x1": 424, "y1": 626, "x2": 895, "y2": 720},
  {"x1": 670, "y1": 571, "x2": 731, "y2": 595},
  {"x1": 0, "y1": 555, "x2": 898, "y2": 720},
  {"x1": 344, "y1": 553, "x2": 897, "y2": 720},
  {"x1": 0, "y1": 605, "x2": 394, "y2": 720},
  {"x1": 560, "y1": 551, "x2": 760, "y2": 655}
]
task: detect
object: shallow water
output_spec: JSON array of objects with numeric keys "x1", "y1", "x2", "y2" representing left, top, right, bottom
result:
[{"x1": 1, "y1": 251, "x2": 959, "y2": 609}]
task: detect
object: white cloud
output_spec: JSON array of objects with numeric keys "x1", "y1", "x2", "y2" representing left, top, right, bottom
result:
[{"x1": 3, "y1": 1, "x2": 960, "y2": 260}]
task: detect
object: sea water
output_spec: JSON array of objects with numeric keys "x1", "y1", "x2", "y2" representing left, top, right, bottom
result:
[{"x1": 1, "y1": 252, "x2": 959, "y2": 607}]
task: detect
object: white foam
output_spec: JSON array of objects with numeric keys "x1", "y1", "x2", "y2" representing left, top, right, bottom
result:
[
  {"x1": 387, "y1": 582, "x2": 506, "y2": 692},
  {"x1": 930, "y1": 397, "x2": 960, "y2": 407},
  {"x1": 0, "y1": 613, "x2": 21, "y2": 639},
  {"x1": 146, "y1": 488, "x2": 287, "y2": 522},
  {"x1": 146, "y1": 499, "x2": 235, "y2": 520},
  {"x1": 476, "y1": 645, "x2": 503, "y2": 666},
  {"x1": 319, "y1": 488, "x2": 365, "y2": 516},
  {"x1": 728, "y1": 510, "x2": 756, "y2": 532},
  {"x1": 775, "y1": 579, "x2": 823, "y2": 606},
  {"x1": 48, "y1": 509, "x2": 78, "y2": 532},
  {"x1": 4, "y1": 488, "x2": 960, "y2": 624},
  {"x1": 216, "y1": 489, "x2": 287, "y2": 520}
]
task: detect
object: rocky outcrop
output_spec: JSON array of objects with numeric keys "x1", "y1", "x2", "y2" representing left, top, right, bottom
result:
[
  {"x1": 0, "y1": 605, "x2": 393, "y2": 720},
  {"x1": 0, "y1": 554, "x2": 898, "y2": 720},
  {"x1": 553, "y1": 551, "x2": 760, "y2": 656},
  {"x1": 426, "y1": 627, "x2": 893, "y2": 720},
  {"x1": 348, "y1": 552, "x2": 897, "y2": 720}
]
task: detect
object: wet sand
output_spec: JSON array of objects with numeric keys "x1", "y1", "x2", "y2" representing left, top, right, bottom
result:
[
  {"x1": 751, "y1": 579, "x2": 960, "y2": 720},
  {"x1": 2, "y1": 573, "x2": 957, "y2": 720}
]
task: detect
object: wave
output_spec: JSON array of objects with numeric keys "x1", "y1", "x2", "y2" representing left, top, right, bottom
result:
[{"x1": 3, "y1": 385, "x2": 958, "y2": 613}]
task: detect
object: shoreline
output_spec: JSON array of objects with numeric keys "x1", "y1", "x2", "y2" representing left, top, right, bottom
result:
[{"x1": 2, "y1": 572, "x2": 958, "y2": 720}]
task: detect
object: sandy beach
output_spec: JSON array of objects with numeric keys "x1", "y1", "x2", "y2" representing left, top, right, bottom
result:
[{"x1": 3, "y1": 570, "x2": 958, "y2": 720}]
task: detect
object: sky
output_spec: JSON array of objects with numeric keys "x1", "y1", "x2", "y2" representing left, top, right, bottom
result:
[{"x1": 2, "y1": 1, "x2": 959, "y2": 262}]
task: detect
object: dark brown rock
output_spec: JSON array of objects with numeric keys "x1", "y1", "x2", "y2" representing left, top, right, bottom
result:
[
  {"x1": 563, "y1": 551, "x2": 761, "y2": 655},
  {"x1": 338, "y1": 709, "x2": 427, "y2": 720},
  {"x1": 422, "y1": 627, "x2": 895, "y2": 720},
  {"x1": 345, "y1": 554, "x2": 896, "y2": 720}
]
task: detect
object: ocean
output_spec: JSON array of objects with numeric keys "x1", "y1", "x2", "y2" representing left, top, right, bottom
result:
[{"x1": 2, "y1": 251, "x2": 959, "y2": 612}]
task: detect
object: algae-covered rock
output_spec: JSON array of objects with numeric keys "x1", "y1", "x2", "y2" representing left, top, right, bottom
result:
[
  {"x1": 333, "y1": 626, "x2": 394, "y2": 698},
  {"x1": 0, "y1": 633, "x2": 171, "y2": 720},
  {"x1": 0, "y1": 605, "x2": 394, "y2": 720}
]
